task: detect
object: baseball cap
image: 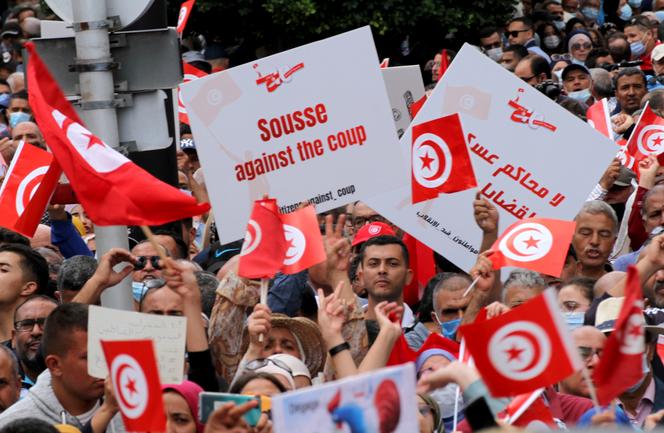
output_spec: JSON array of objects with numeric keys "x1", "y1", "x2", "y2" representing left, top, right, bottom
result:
[
  {"x1": 595, "y1": 296, "x2": 664, "y2": 336},
  {"x1": 653, "y1": 45, "x2": 664, "y2": 63},
  {"x1": 351, "y1": 222, "x2": 395, "y2": 247},
  {"x1": 561, "y1": 63, "x2": 590, "y2": 81},
  {"x1": 180, "y1": 137, "x2": 196, "y2": 152},
  {"x1": 0, "y1": 21, "x2": 20, "y2": 38},
  {"x1": 204, "y1": 43, "x2": 228, "y2": 60}
]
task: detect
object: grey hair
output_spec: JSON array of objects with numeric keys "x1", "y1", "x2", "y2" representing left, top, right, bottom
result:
[
  {"x1": 0, "y1": 345, "x2": 20, "y2": 378},
  {"x1": 641, "y1": 185, "x2": 664, "y2": 218},
  {"x1": 431, "y1": 272, "x2": 472, "y2": 314},
  {"x1": 576, "y1": 200, "x2": 619, "y2": 234},
  {"x1": 56, "y1": 255, "x2": 98, "y2": 293},
  {"x1": 195, "y1": 271, "x2": 219, "y2": 317},
  {"x1": 503, "y1": 269, "x2": 545, "y2": 299}
]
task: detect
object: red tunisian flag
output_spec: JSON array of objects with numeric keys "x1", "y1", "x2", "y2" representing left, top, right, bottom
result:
[
  {"x1": 593, "y1": 265, "x2": 646, "y2": 405},
  {"x1": 626, "y1": 102, "x2": 664, "y2": 164},
  {"x1": 586, "y1": 98, "x2": 612, "y2": 138},
  {"x1": 238, "y1": 198, "x2": 288, "y2": 279},
  {"x1": 25, "y1": 42, "x2": 210, "y2": 226},
  {"x1": 411, "y1": 114, "x2": 477, "y2": 204},
  {"x1": 489, "y1": 218, "x2": 576, "y2": 277},
  {"x1": 402, "y1": 233, "x2": 435, "y2": 306},
  {"x1": 504, "y1": 389, "x2": 555, "y2": 427},
  {"x1": 0, "y1": 141, "x2": 60, "y2": 237},
  {"x1": 101, "y1": 339, "x2": 166, "y2": 432},
  {"x1": 459, "y1": 288, "x2": 582, "y2": 397},
  {"x1": 176, "y1": 0, "x2": 195, "y2": 35},
  {"x1": 179, "y1": 63, "x2": 207, "y2": 125},
  {"x1": 280, "y1": 205, "x2": 326, "y2": 274},
  {"x1": 387, "y1": 331, "x2": 460, "y2": 366}
]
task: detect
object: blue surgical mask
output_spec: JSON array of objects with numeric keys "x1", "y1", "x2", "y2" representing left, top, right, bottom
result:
[
  {"x1": 132, "y1": 281, "x2": 147, "y2": 303},
  {"x1": 9, "y1": 111, "x2": 30, "y2": 128},
  {"x1": 568, "y1": 88, "x2": 591, "y2": 102},
  {"x1": 656, "y1": 10, "x2": 664, "y2": 23},
  {"x1": 631, "y1": 40, "x2": 646, "y2": 58},
  {"x1": 0, "y1": 92, "x2": 10, "y2": 109},
  {"x1": 563, "y1": 311, "x2": 585, "y2": 330},
  {"x1": 440, "y1": 318, "x2": 461, "y2": 341},
  {"x1": 554, "y1": 20, "x2": 565, "y2": 31},
  {"x1": 629, "y1": 0, "x2": 642, "y2": 7},
  {"x1": 619, "y1": 4, "x2": 633, "y2": 20},
  {"x1": 581, "y1": 7, "x2": 599, "y2": 21}
]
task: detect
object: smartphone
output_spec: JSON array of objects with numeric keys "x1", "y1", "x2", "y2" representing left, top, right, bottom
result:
[{"x1": 199, "y1": 392, "x2": 262, "y2": 426}]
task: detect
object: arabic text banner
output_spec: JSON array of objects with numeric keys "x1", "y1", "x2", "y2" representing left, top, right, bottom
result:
[
  {"x1": 366, "y1": 43, "x2": 618, "y2": 271},
  {"x1": 181, "y1": 26, "x2": 405, "y2": 242},
  {"x1": 271, "y1": 363, "x2": 418, "y2": 433}
]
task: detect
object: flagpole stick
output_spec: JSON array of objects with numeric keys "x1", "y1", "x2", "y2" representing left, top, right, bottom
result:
[
  {"x1": 140, "y1": 225, "x2": 170, "y2": 266},
  {"x1": 258, "y1": 278, "x2": 268, "y2": 343},
  {"x1": 581, "y1": 365, "x2": 601, "y2": 412},
  {"x1": 463, "y1": 276, "x2": 480, "y2": 298}
]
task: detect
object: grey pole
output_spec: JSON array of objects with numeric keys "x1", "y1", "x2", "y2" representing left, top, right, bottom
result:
[{"x1": 71, "y1": 0, "x2": 132, "y2": 310}]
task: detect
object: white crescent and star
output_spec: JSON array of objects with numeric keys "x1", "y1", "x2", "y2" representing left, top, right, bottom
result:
[
  {"x1": 110, "y1": 354, "x2": 149, "y2": 419},
  {"x1": 637, "y1": 125, "x2": 664, "y2": 155},
  {"x1": 15, "y1": 165, "x2": 48, "y2": 215},
  {"x1": 620, "y1": 307, "x2": 645, "y2": 355},
  {"x1": 240, "y1": 219, "x2": 261, "y2": 256},
  {"x1": 412, "y1": 132, "x2": 452, "y2": 189},
  {"x1": 283, "y1": 224, "x2": 306, "y2": 265},
  {"x1": 488, "y1": 321, "x2": 552, "y2": 381},
  {"x1": 498, "y1": 222, "x2": 553, "y2": 263}
]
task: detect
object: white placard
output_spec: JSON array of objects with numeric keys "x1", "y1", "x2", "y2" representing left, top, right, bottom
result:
[
  {"x1": 87, "y1": 305, "x2": 187, "y2": 384},
  {"x1": 381, "y1": 65, "x2": 425, "y2": 137},
  {"x1": 181, "y1": 26, "x2": 405, "y2": 242},
  {"x1": 367, "y1": 44, "x2": 618, "y2": 271},
  {"x1": 271, "y1": 364, "x2": 417, "y2": 433}
]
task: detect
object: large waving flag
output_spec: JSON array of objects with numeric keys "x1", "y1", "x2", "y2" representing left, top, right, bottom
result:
[
  {"x1": 626, "y1": 103, "x2": 664, "y2": 164},
  {"x1": 26, "y1": 42, "x2": 210, "y2": 226}
]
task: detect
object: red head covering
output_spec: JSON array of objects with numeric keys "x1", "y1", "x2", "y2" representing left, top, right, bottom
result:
[{"x1": 162, "y1": 380, "x2": 204, "y2": 433}]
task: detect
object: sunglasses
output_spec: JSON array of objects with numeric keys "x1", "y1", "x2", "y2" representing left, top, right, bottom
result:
[
  {"x1": 134, "y1": 255, "x2": 162, "y2": 270},
  {"x1": 505, "y1": 29, "x2": 530, "y2": 38},
  {"x1": 551, "y1": 53, "x2": 572, "y2": 62},
  {"x1": 14, "y1": 317, "x2": 47, "y2": 333},
  {"x1": 571, "y1": 42, "x2": 592, "y2": 51}
]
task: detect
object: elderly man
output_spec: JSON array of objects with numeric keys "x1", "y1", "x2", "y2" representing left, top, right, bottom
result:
[
  {"x1": 559, "y1": 326, "x2": 606, "y2": 398},
  {"x1": 0, "y1": 346, "x2": 20, "y2": 412},
  {"x1": 625, "y1": 15, "x2": 659, "y2": 73},
  {"x1": 572, "y1": 201, "x2": 618, "y2": 279},
  {"x1": 430, "y1": 273, "x2": 472, "y2": 341},
  {"x1": 515, "y1": 54, "x2": 552, "y2": 86},
  {"x1": 503, "y1": 269, "x2": 546, "y2": 308}
]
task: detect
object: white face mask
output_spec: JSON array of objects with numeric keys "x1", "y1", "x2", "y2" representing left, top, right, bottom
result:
[
  {"x1": 543, "y1": 35, "x2": 561, "y2": 49},
  {"x1": 485, "y1": 47, "x2": 503, "y2": 61}
]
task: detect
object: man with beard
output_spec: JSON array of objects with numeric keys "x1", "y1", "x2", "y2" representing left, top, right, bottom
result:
[{"x1": 11, "y1": 296, "x2": 57, "y2": 391}]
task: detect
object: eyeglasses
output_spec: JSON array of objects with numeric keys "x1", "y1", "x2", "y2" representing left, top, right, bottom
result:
[
  {"x1": 14, "y1": 317, "x2": 47, "y2": 333},
  {"x1": 571, "y1": 42, "x2": 592, "y2": 51},
  {"x1": 578, "y1": 346, "x2": 603, "y2": 361},
  {"x1": 418, "y1": 404, "x2": 432, "y2": 417},
  {"x1": 353, "y1": 214, "x2": 386, "y2": 228},
  {"x1": 551, "y1": 53, "x2": 572, "y2": 62},
  {"x1": 561, "y1": 300, "x2": 588, "y2": 312},
  {"x1": 134, "y1": 255, "x2": 162, "y2": 270},
  {"x1": 245, "y1": 358, "x2": 293, "y2": 375},
  {"x1": 519, "y1": 74, "x2": 536, "y2": 82},
  {"x1": 505, "y1": 29, "x2": 531, "y2": 38}
]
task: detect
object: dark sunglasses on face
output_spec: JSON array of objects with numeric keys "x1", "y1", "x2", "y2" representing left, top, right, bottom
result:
[
  {"x1": 134, "y1": 255, "x2": 162, "y2": 270},
  {"x1": 571, "y1": 42, "x2": 592, "y2": 51},
  {"x1": 505, "y1": 29, "x2": 531, "y2": 38}
]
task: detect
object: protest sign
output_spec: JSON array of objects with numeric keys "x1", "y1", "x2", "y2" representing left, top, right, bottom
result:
[
  {"x1": 271, "y1": 363, "x2": 417, "y2": 433},
  {"x1": 366, "y1": 44, "x2": 618, "y2": 271},
  {"x1": 87, "y1": 305, "x2": 187, "y2": 384},
  {"x1": 381, "y1": 65, "x2": 425, "y2": 137},
  {"x1": 181, "y1": 26, "x2": 405, "y2": 242}
]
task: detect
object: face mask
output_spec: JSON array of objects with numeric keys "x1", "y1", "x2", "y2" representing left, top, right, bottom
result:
[
  {"x1": 563, "y1": 11, "x2": 576, "y2": 22},
  {"x1": 9, "y1": 111, "x2": 30, "y2": 128},
  {"x1": 439, "y1": 318, "x2": 461, "y2": 341},
  {"x1": 619, "y1": 4, "x2": 633, "y2": 21},
  {"x1": 553, "y1": 69, "x2": 563, "y2": 82},
  {"x1": 563, "y1": 311, "x2": 585, "y2": 330},
  {"x1": 132, "y1": 281, "x2": 147, "y2": 303},
  {"x1": 625, "y1": 354, "x2": 650, "y2": 393},
  {"x1": 629, "y1": 0, "x2": 642, "y2": 7},
  {"x1": 571, "y1": 57, "x2": 585, "y2": 65},
  {"x1": 581, "y1": 7, "x2": 599, "y2": 21},
  {"x1": 567, "y1": 88, "x2": 591, "y2": 102},
  {"x1": 554, "y1": 20, "x2": 566, "y2": 31},
  {"x1": 0, "y1": 93, "x2": 10, "y2": 108},
  {"x1": 656, "y1": 10, "x2": 664, "y2": 23},
  {"x1": 485, "y1": 47, "x2": 503, "y2": 61},
  {"x1": 631, "y1": 40, "x2": 646, "y2": 58},
  {"x1": 544, "y1": 35, "x2": 561, "y2": 49},
  {"x1": 430, "y1": 384, "x2": 464, "y2": 420}
]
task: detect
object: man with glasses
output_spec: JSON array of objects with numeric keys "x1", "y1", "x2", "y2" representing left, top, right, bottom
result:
[
  {"x1": 351, "y1": 201, "x2": 391, "y2": 231},
  {"x1": 514, "y1": 54, "x2": 552, "y2": 86},
  {"x1": 506, "y1": 17, "x2": 551, "y2": 63},
  {"x1": 10, "y1": 295, "x2": 56, "y2": 391},
  {"x1": 559, "y1": 326, "x2": 606, "y2": 399}
]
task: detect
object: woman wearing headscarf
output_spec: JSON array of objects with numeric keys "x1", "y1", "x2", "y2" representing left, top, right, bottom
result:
[{"x1": 566, "y1": 29, "x2": 594, "y2": 64}]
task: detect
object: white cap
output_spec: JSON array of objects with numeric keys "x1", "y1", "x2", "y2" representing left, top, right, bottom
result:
[{"x1": 269, "y1": 353, "x2": 311, "y2": 379}]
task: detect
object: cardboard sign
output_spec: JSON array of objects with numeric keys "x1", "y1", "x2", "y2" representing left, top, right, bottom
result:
[
  {"x1": 367, "y1": 44, "x2": 618, "y2": 271},
  {"x1": 87, "y1": 305, "x2": 187, "y2": 384},
  {"x1": 181, "y1": 26, "x2": 405, "y2": 242},
  {"x1": 271, "y1": 364, "x2": 417, "y2": 433},
  {"x1": 381, "y1": 66, "x2": 425, "y2": 137}
]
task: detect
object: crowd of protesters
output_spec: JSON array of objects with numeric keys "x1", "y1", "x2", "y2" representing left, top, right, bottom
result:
[{"x1": 4, "y1": 0, "x2": 664, "y2": 432}]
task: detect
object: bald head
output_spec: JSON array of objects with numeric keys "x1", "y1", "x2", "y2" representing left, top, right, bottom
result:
[
  {"x1": 30, "y1": 225, "x2": 52, "y2": 249},
  {"x1": 12, "y1": 121, "x2": 44, "y2": 149},
  {"x1": 594, "y1": 271, "x2": 626, "y2": 297},
  {"x1": 572, "y1": 325, "x2": 606, "y2": 345}
]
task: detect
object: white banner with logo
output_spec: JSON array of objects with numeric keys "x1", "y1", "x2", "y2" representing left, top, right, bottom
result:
[
  {"x1": 367, "y1": 43, "x2": 618, "y2": 271},
  {"x1": 382, "y1": 65, "x2": 425, "y2": 137},
  {"x1": 181, "y1": 26, "x2": 405, "y2": 242}
]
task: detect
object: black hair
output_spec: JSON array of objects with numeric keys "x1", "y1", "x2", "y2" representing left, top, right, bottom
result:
[
  {"x1": 229, "y1": 372, "x2": 288, "y2": 394},
  {"x1": 478, "y1": 26, "x2": 499, "y2": 41},
  {"x1": 195, "y1": 271, "x2": 218, "y2": 317},
  {"x1": 562, "y1": 277, "x2": 595, "y2": 303},
  {"x1": 528, "y1": 54, "x2": 552, "y2": 79},
  {"x1": 153, "y1": 229, "x2": 188, "y2": 259},
  {"x1": 503, "y1": 44, "x2": 530, "y2": 60},
  {"x1": 614, "y1": 66, "x2": 647, "y2": 89},
  {"x1": 56, "y1": 255, "x2": 98, "y2": 293},
  {"x1": 0, "y1": 244, "x2": 49, "y2": 293},
  {"x1": 42, "y1": 303, "x2": 88, "y2": 357},
  {"x1": 509, "y1": 16, "x2": 534, "y2": 29},
  {"x1": 14, "y1": 294, "x2": 57, "y2": 323},
  {"x1": 10, "y1": 90, "x2": 27, "y2": 101},
  {"x1": 585, "y1": 48, "x2": 611, "y2": 68},
  {"x1": 359, "y1": 235, "x2": 409, "y2": 268},
  {"x1": 0, "y1": 418, "x2": 59, "y2": 433},
  {"x1": 0, "y1": 228, "x2": 29, "y2": 246}
]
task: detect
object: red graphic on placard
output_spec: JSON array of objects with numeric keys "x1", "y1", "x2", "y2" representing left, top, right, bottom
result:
[
  {"x1": 254, "y1": 63, "x2": 304, "y2": 92},
  {"x1": 508, "y1": 89, "x2": 557, "y2": 132}
]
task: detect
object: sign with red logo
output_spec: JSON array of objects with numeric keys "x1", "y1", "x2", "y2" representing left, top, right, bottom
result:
[
  {"x1": 366, "y1": 43, "x2": 617, "y2": 271},
  {"x1": 180, "y1": 27, "x2": 404, "y2": 242}
]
